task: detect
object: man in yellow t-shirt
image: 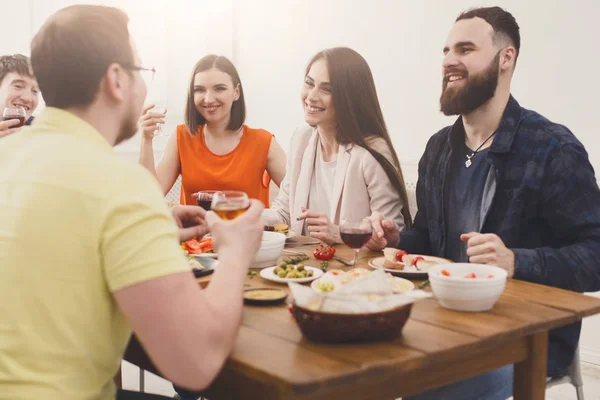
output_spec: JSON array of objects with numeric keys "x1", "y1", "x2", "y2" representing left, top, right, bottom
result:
[{"x1": 0, "y1": 5, "x2": 264, "y2": 400}]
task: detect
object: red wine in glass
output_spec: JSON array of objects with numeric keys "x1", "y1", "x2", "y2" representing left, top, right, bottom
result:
[
  {"x1": 196, "y1": 190, "x2": 220, "y2": 211},
  {"x1": 339, "y1": 219, "x2": 372, "y2": 267},
  {"x1": 3, "y1": 115, "x2": 25, "y2": 127},
  {"x1": 3, "y1": 107, "x2": 27, "y2": 128},
  {"x1": 196, "y1": 199, "x2": 212, "y2": 211},
  {"x1": 340, "y1": 231, "x2": 372, "y2": 249}
]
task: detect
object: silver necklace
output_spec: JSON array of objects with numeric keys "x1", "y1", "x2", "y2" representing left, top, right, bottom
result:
[{"x1": 465, "y1": 132, "x2": 496, "y2": 168}]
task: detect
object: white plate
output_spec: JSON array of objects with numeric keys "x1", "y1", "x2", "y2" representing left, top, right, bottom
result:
[
  {"x1": 189, "y1": 252, "x2": 218, "y2": 259},
  {"x1": 311, "y1": 275, "x2": 415, "y2": 294},
  {"x1": 259, "y1": 266, "x2": 323, "y2": 284},
  {"x1": 368, "y1": 255, "x2": 452, "y2": 279}
]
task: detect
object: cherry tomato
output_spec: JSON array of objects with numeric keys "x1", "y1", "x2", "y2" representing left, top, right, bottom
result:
[
  {"x1": 313, "y1": 245, "x2": 336, "y2": 261},
  {"x1": 412, "y1": 256, "x2": 424, "y2": 266},
  {"x1": 395, "y1": 250, "x2": 408, "y2": 262}
]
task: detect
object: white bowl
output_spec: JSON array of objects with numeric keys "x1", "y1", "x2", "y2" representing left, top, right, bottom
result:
[
  {"x1": 428, "y1": 263, "x2": 507, "y2": 312},
  {"x1": 251, "y1": 231, "x2": 286, "y2": 269}
]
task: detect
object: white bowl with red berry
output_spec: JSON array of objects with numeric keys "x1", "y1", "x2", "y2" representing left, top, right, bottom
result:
[{"x1": 428, "y1": 263, "x2": 507, "y2": 312}]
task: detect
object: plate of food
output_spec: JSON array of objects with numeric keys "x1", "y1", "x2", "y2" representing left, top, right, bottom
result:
[
  {"x1": 259, "y1": 263, "x2": 323, "y2": 284},
  {"x1": 181, "y1": 237, "x2": 217, "y2": 258},
  {"x1": 310, "y1": 268, "x2": 415, "y2": 294},
  {"x1": 243, "y1": 288, "x2": 288, "y2": 306},
  {"x1": 368, "y1": 248, "x2": 452, "y2": 279},
  {"x1": 264, "y1": 223, "x2": 297, "y2": 241}
]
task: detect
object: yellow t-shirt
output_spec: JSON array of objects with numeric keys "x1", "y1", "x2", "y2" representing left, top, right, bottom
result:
[{"x1": 0, "y1": 108, "x2": 190, "y2": 399}]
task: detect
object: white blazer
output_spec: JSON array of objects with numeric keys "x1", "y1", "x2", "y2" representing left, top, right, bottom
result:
[{"x1": 266, "y1": 125, "x2": 406, "y2": 235}]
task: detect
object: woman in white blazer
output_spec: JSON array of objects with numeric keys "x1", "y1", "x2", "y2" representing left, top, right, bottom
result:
[{"x1": 265, "y1": 47, "x2": 412, "y2": 244}]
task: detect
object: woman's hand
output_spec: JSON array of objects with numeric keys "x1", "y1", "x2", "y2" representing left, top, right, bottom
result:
[
  {"x1": 139, "y1": 104, "x2": 166, "y2": 140},
  {"x1": 297, "y1": 207, "x2": 341, "y2": 244}
]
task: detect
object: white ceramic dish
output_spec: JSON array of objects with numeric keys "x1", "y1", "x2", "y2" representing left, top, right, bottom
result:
[
  {"x1": 251, "y1": 231, "x2": 287, "y2": 269},
  {"x1": 189, "y1": 252, "x2": 218, "y2": 259},
  {"x1": 259, "y1": 266, "x2": 323, "y2": 284},
  {"x1": 428, "y1": 263, "x2": 507, "y2": 312},
  {"x1": 368, "y1": 255, "x2": 451, "y2": 279}
]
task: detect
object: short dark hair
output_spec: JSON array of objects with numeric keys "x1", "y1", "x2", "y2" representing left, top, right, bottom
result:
[
  {"x1": 457, "y1": 7, "x2": 520, "y2": 63},
  {"x1": 185, "y1": 55, "x2": 245, "y2": 135},
  {"x1": 0, "y1": 54, "x2": 33, "y2": 88},
  {"x1": 30, "y1": 5, "x2": 134, "y2": 109}
]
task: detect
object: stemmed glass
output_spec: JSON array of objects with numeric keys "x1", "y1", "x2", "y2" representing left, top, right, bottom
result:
[
  {"x1": 196, "y1": 190, "x2": 220, "y2": 211},
  {"x1": 339, "y1": 219, "x2": 373, "y2": 267},
  {"x1": 3, "y1": 107, "x2": 26, "y2": 128},
  {"x1": 211, "y1": 191, "x2": 250, "y2": 220}
]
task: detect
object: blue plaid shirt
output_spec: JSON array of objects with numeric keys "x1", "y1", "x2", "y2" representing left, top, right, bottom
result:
[{"x1": 401, "y1": 96, "x2": 600, "y2": 376}]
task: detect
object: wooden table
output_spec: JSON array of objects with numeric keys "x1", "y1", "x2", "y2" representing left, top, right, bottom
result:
[{"x1": 123, "y1": 241, "x2": 600, "y2": 400}]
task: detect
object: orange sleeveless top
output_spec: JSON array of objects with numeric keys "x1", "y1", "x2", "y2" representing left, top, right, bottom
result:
[{"x1": 177, "y1": 124, "x2": 272, "y2": 206}]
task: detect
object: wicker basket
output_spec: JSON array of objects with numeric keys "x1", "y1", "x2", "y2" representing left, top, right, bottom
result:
[{"x1": 291, "y1": 302, "x2": 413, "y2": 343}]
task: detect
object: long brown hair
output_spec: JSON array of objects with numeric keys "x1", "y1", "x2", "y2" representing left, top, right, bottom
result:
[
  {"x1": 185, "y1": 54, "x2": 246, "y2": 135},
  {"x1": 306, "y1": 47, "x2": 412, "y2": 228}
]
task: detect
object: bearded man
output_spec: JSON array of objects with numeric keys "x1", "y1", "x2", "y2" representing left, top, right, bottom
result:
[{"x1": 369, "y1": 6, "x2": 600, "y2": 400}]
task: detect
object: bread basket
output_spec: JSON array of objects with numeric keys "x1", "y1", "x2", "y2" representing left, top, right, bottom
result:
[{"x1": 291, "y1": 302, "x2": 413, "y2": 343}]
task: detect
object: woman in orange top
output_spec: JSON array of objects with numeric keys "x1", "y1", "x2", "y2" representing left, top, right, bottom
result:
[{"x1": 138, "y1": 55, "x2": 286, "y2": 207}]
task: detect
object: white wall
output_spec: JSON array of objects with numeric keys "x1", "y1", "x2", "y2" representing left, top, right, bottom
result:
[
  {"x1": 234, "y1": 0, "x2": 600, "y2": 175},
  {"x1": 0, "y1": 0, "x2": 234, "y2": 156}
]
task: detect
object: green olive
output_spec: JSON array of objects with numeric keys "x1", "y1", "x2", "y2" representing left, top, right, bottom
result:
[
  {"x1": 277, "y1": 270, "x2": 287, "y2": 278},
  {"x1": 298, "y1": 271, "x2": 307, "y2": 278},
  {"x1": 307, "y1": 270, "x2": 314, "y2": 277},
  {"x1": 278, "y1": 262, "x2": 288, "y2": 269},
  {"x1": 296, "y1": 264, "x2": 305, "y2": 272}
]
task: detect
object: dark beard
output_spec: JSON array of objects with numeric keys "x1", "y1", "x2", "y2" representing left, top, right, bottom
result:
[{"x1": 440, "y1": 52, "x2": 500, "y2": 116}]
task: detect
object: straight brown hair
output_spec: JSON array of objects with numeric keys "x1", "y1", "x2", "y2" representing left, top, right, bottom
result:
[
  {"x1": 306, "y1": 47, "x2": 412, "y2": 228},
  {"x1": 185, "y1": 55, "x2": 246, "y2": 135},
  {"x1": 30, "y1": 5, "x2": 134, "y2": 109}
]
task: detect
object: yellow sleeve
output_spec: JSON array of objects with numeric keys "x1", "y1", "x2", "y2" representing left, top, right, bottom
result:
[{"x1": 100, "y1": 167, "x2": 191, "y2": 292}]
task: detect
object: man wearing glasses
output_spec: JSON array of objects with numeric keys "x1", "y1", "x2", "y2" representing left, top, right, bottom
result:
[
  {"x1": 0, "y1": 5, "x2": 264, "y2": 400},
  {"x1": 0, "y1": 54, "x2": 39, "y2": 138}
]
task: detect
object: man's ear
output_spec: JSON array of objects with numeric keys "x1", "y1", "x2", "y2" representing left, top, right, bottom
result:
[
  {"x1": 500, "y1": 46, "x2": 517, "y2": 72},
  {"x1": 102, "y1": 63, "x2": 127, "y2": 103}
]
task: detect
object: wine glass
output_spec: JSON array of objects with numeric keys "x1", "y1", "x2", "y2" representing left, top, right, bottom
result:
[
  {"x1": 3, "y1": 107, "x2": 27, "y2": 128},
  {"x1": 339, "y1": 219, "x2": 373, "y2": 267},
  {"x1": 211, "y1": 191, "x2": 250, "y2": 220},
  {"x1": 142, "y1": 67, "x2": 168, "y2": 137},
  {"x1": 196, "y1": 190, "x2": 221, "y2": 211}
]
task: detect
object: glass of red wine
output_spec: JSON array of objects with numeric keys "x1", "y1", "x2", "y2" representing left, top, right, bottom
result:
[
  {"x1": 3, "y1": 107, "x2": 26, "y2": 128},
  {"x1": 196, "y1": 190, "x2": 220, "y2": 211},
  {"x1": 339, "y1": 219, "x2": 372, "y2": 267}
]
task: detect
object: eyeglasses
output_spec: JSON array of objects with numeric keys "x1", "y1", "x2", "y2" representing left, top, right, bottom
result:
[{"x1": 124, "y1": 65, "x2": 156, "y2": 82}]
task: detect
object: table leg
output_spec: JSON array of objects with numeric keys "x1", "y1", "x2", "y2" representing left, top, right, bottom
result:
[{"x1": 513, "y1": 331, "x2": 548, "y2": 400}]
